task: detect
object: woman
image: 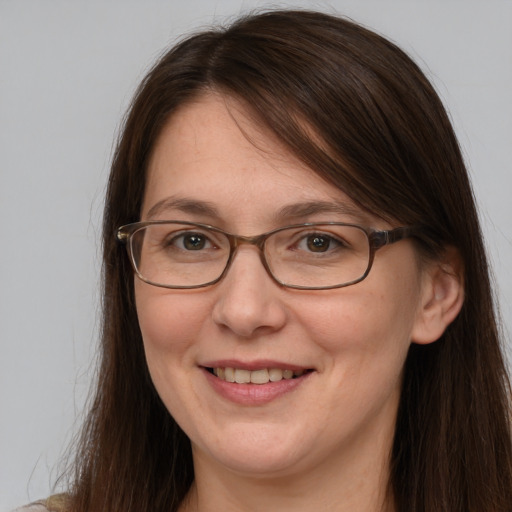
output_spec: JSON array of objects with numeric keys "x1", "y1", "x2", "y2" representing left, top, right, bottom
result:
[{"x1": 21, "y1": 9, "x2": 512, "y2": 512}]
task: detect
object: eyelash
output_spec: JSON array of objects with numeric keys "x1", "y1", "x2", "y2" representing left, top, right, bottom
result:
[
  {"x1": 166, "y1": 231, "x2": 216, "y2": 251},
  {"x1": 291, "y1": 232, "x2": 346, "y2": 253}
]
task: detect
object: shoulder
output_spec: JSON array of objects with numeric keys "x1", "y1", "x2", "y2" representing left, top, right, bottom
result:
[{"x1": 12, "y1": 494, "x2": 70, "y2": 512}]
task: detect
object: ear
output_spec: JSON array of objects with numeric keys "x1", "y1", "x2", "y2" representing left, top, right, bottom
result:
[{"x1": 411, "y1": 247, "x2": 464, "y2": 345}]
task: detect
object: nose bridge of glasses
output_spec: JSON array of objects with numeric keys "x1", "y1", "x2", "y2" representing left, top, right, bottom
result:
[
  {"x1": 227, "y1": 232, "x2": 268, "y2": 252},
  {"x1": 223, "y1": 232, "x2": 274, "y2": 279}
]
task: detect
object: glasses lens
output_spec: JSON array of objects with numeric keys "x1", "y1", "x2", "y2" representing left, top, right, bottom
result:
[
  {"x1": 130, "y1": 223, "x2": 230, "y2": 287},
  {"x1": 265, "y1": 224, "x2": 370, "y2": 288},
  {"x1": 125, "y1": 222, "x2": 371, "y2": 289}
]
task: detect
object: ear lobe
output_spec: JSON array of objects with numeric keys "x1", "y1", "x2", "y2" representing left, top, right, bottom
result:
[{"x1": 411, "y1": 247, "x2": 465, "y2": 345}]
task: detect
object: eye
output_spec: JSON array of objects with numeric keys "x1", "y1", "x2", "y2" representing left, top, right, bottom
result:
[
  {"x1": 297, "y1": 233, "x2": 344, "y2": 253},
  {"x1": 170, "y1": 231, "x2": 213, "y2": 251},
  {"x1": 305, "y1": 234, "x2": 333, "y2": 252}
]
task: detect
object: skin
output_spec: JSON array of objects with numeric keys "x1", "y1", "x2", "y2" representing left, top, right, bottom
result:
[{"x1": 135, "y1": 93, "x2": 458, "y2": 511}]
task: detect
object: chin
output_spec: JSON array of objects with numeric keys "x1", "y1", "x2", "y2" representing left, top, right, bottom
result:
[{"x1": 192, "y1": 425, "x2": 313, "y2": 477}]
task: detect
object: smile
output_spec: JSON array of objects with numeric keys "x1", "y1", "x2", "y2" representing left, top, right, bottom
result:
[{"x1": 210, "y1": 367, "x2": 309, "y2": 384}]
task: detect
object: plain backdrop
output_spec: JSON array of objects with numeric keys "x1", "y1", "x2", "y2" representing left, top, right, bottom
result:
[{"x1": 1, "y1": 1, "x2": 511, "y2": 509}]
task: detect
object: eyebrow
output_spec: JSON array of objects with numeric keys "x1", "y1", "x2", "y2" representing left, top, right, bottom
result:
[
  {"x1": 145, "y1": 196, "x2": 220, "y2": 220},
  {"x1": 145, "y1": 196, "x2": 370, "y2": 224},
  {"x1": 275, "y1": 201, "x2": 370, "y2": 224}
]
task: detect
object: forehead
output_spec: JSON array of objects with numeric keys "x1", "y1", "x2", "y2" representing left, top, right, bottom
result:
[
  {"x1": 143, "y1": 93, "x2": 376, "y2": 229},
  {"x1": 147, "y1": 92, "x2": 305, "y2": 183}
]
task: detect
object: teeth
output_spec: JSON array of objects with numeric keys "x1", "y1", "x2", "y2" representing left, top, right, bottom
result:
[
  {"x1": 269, "y1": 368, "x2": 283, "y2": 382},
  {"x1": 283, "y1": 369, "x2": 293, "y2": 379},
  {"x1": 234, "y1": 369, "x2": 251, "y2": 384},
  {"x1": 250, "y1": 369, "x2": 269, "y2": 384},
  {"x1": 213, "y1": 367, "x2": 307, "y2": 384},
  {"x1": 224, "y1": 367, "x2": 235, "y2": 383}
]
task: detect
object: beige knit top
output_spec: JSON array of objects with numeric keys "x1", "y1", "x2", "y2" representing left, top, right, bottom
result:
[{"x1": 13, "y1": 494, "x2": 69, "y2": 512}]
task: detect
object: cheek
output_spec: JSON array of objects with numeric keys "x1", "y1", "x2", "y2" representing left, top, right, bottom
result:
[
  {"x1": 135, "y1": 283, "x2": 211, "y2": 352},
  {"x1": 294, "y1": 267, "x2": 422, "y2": 375},
  {"x1": 298, "y1": 291, "x2": 416, "y2": 347},
  {"x1": 134, "y1": 284, "x2": 211, "y2": 419}
]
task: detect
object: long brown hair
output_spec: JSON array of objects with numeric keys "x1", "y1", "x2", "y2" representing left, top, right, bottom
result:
[{"x1": 66, "y1": 10, "x2": 512, "y2": 511}]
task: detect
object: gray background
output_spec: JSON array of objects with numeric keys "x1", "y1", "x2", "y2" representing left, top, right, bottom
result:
[{"x1": 1, "y1": 1, "x2": 511, "y2": 509}]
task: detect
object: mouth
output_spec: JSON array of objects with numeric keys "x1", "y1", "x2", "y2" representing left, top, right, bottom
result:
[{"x1": 206, "y1": 367, "x2": 313, "y2": 384}]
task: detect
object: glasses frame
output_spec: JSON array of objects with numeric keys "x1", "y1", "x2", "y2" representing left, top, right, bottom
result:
[{"x1": 116, "y1": 220, "x2": 418, "y2": 290}]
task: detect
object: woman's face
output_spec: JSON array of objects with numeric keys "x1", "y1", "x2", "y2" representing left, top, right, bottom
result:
[{"x1": 135, "y1": 93, "x2": 431, "y2": 479}]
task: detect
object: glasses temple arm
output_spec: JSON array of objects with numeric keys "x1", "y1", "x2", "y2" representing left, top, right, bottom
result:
[{"x1": 371, "y1": 226, "x2": 417, "y2": 249}]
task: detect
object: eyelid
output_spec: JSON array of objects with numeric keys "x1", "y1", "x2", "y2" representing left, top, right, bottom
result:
[
  {"x1": 283, "y1": 229, "x2": 343, "y2": 251},
  {"x1": 170, "y1": 226, "x2": 228, "y2": 247},
  {"x1": 290, "y1": 225, "x2": 348, "y2": 239}
]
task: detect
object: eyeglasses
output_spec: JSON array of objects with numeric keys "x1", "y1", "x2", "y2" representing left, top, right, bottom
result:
[{"x1": 116, "y1": 221, "x2": 417, "y2": 290}]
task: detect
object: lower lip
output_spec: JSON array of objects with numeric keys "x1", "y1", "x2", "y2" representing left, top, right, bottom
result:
[{"x1": 203, "y1": 368, "x2": 312, "y2": 405}]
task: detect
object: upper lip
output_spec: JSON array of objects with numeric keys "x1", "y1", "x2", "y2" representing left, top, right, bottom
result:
[{"x1": 201, "y1": 359, "x2": 313, "y2": 371}]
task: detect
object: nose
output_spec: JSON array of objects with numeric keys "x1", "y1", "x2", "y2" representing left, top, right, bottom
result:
[{"x1": 211, "y1": 246, "x2": 287, "y2": 338}]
